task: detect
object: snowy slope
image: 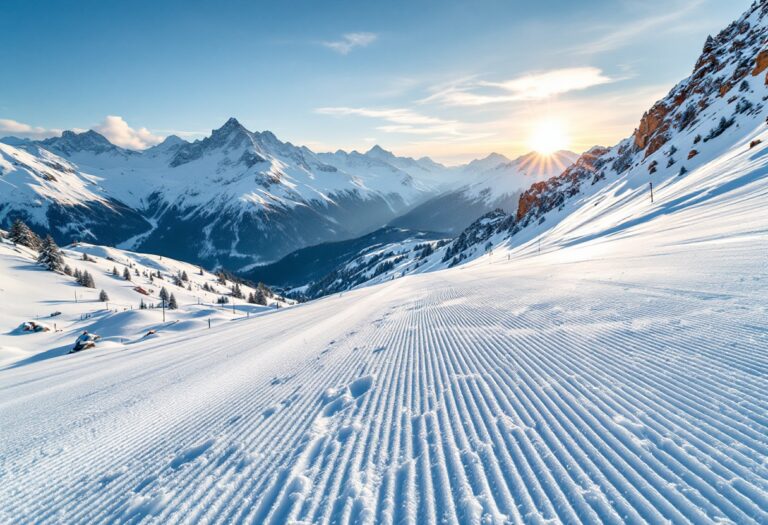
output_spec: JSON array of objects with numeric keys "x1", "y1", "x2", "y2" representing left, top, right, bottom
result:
[
  {"x1": 0, "y1": 238, "x2": 290, "y2": 368},
  {"x1": 0, "y1": 136, "x2": 765, "y2": 521},
  {"x1": 2, "y1": 4, "x2": 768, "y2": 523}
]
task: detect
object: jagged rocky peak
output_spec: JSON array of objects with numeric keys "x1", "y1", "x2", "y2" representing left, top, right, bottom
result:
[
  {"x1": 632, "y1": 0, "x2": 768, "y2": 159},
  {"x1": 366, "y1": 144, "x2": 395, "y2": 159},
  {"x1": 39, "y1": 129, "x2": 120, "y2": 156},
  {"x1": 169, "y1": 117, "x2": 257, "y2": 167}
]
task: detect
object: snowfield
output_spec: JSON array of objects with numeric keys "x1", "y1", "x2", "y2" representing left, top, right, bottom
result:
[
  {"x1": 3, "y1": 4, "x2": 768, "y2": 522},
  {"x1": 1, "y1": 132, "x2": 766, "y2": 522}
]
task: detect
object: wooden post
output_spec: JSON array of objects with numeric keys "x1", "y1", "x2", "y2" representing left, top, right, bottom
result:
[{"x1": 650, "y1": 181, "x2": 654, "y2": 203}]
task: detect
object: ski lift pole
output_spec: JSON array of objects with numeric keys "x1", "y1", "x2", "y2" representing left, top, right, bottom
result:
[{"x1": 649, "y1": 181, "x2": 654, "y2": 203}]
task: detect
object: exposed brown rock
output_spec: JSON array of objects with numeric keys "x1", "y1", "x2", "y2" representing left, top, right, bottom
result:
[
  {"x1": 752, "y1": 49, "x2": 768, "y2": 76},
  {"x1": 687, "y1": 149, "x2": 699, "y2": 160},
  {"x1": 633, "y1": 102, "x2": 669, "y2": 150}
]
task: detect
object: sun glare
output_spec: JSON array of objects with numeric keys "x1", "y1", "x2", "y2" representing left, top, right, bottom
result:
[{"x1": 528, "y1": 119, "x2": 570, "y2": 155}]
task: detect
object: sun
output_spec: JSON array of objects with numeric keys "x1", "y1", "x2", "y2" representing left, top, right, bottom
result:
[{"x1": 528, "y1": 119, "x2": 570, "y2": 155}]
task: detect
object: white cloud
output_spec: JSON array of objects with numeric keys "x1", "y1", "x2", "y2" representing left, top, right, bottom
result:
[
  {"x1": 0, "y1": 118, "x2": 61, "y2": 139},
  {"x1": 322, "y1": 32, "x2": 377, "y2": 55},
  {"x1": 421, "y1": 67, "x2": 615, "y2": 107},
  {"x1": 93, "y1": 116, "x2": 163, "y2": 149},
  {"x1": 315, "y1": 106, "x2": 492, "y2": 142}
]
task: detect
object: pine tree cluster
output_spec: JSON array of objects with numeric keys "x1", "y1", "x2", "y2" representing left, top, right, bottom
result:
[
  {"x1": 37, "y1": 235, "x2": 64, "y2": 272},
  {"x1": 8, "y1": 219, "x2": 42, "y2": 250}
]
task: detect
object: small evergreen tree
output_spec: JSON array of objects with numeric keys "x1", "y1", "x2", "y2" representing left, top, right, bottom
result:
[
  {"x1": 37, "y1": 235, "x2": 64, "y2": 271},
  {"x1": 168, "y1": 293, "x2": 178, "y2": 309},
  {"x1": 123, "y1": 267, "x2": 131, "y2": 281},
  {"x1": 79, "y1": 270, "x2": 95, "y2": 288},
  {"x1": 254, "y1": 287, "x2": 267, "y2": 306},
  {"x1": 139, "y1": 298, "x2": 147, "y2": 309},
  {"x1": 99, "y1": 289, "x2": 109, "y2": 302},
  {"x1": 63, "y1": 264, "x2": 73, "y2": 276},
  {"x1": 159, "y1": 286, "x2": 169, "y2": 303},
  {"x1": 181, "y1": 270, "x2": 189, "y2": 281},
  {"x1": 257, "y1": 282, "x2": 273, "y2": 298},
  {"x1": 231, "y1": 283, "x2": 244, "y2": 299},
  {"x1": 247, "y1": 292, "x2": 256, "y2": 304},
  {"x1": 8, "y1": 219, "x2": 41, "y2": 250},
  {"x1": 112, "y1": 266, "x2": 119, "y2": 276}
]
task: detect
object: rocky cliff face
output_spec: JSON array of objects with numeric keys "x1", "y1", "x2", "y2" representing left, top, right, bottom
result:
[{"x1": 393, "y1": 0, "x2": 768, "y2": 273}]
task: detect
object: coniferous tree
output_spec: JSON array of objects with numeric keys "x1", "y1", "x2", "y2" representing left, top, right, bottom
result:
[
  {"x1": 139, "y1": 298, "x2": 147, "y2": 309},
  {"x1": 168, "y1": 293, "x2": 178, "y2": 310},
  {"x1": 63, "y1": 264, "x2": 73, "y2": 276},
  {"x1": 99, "y1": 289, "x2": 109, "y2": 302},
  {"x1": 78, "y1": 270, "x2": 95, "y2": 288},
  {"x1": 231, "y1": 283, "x2": 244, "y2": 299},
  {"x1": 159, "y1": 286, "x2": 169, "y2": 304},
  {"x1": 247, "y1": 292, "x2": 256, "y2": 304},
  {"x1": 123, "y1": 267, "x2": 131, "y2": 281},
  {"x1": 181, "y1": 270, "x2": 189, "y2": 281},
  {"x1": 112, "y1": 266, "x2": 119, "y2": 276},
  {"x1": 8, "y1": 219, "x2": 41, "y2": 250},
  {"x1": 254, "y1": 287, "x2": 267, "y2": 306},
  {"x1": 37, "y1": 235, "x2": 64, "y2": 271},
  {"x1": 257, "y1": 282, "x2": 273, "y2": 298}
]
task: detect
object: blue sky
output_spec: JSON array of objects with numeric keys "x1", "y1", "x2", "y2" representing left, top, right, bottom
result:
[{"x1": 0, "y1": 0, "x2": 752, "y2": 163}]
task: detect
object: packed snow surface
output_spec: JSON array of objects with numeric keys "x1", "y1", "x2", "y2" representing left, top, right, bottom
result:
[{"x1": 1, "y1": 134, "x2": 766, "y2": 523}]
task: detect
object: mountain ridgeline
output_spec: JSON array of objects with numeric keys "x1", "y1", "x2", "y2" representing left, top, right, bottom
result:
[{"x1": 0, "y1": 119, "x2": 576, "y2": 272}]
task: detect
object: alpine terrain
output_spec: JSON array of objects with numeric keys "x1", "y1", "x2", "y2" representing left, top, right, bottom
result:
[{"x1": 0, "y1": 1, "x2": 767, "y2": 524}]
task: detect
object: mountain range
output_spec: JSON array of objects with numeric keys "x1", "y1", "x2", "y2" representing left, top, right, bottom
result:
[{"x1": 0, "y1": 120, "x2": 575, "y2": 270}]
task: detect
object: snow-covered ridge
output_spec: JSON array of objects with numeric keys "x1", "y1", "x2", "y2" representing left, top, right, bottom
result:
[
  {"x1": 0, "y1": 234, "x2": 291, "y2": 368},
  {"x1": 1, "y1": 119, "x2": 576, "y2": 268}
]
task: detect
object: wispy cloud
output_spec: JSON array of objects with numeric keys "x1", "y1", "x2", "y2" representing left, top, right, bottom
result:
[
  {"x1": 572, "y1": 0, "x2": 704, "y2": 55},
  {"x1": 94, "y1": 116, "x2": 163, "y2": 149},
  {"x1": 315, "y1": 106, "x2": 491, "y2": 141},
  {"x1": 0, "y1": 118, "x2": 61, "y2": 139},
  {"x1": 421, "y1": 67, "x2": 615, "y2": 107},
  {"x1": 322, "y1": 32, "x2": 378, "y2": 55}
]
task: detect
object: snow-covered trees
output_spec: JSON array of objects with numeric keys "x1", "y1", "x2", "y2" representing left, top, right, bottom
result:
[
  {"x1": 8, "y1": 219, "x2": 41, "y2": 250},
  {"x1": 159, "y1": 286, "x2": 169, "y2": 304},
  {"x1": 37, "y1": 235, "x2": 64, "y2": 272},
  {"x1": 231, "y1": 283, "x2": 244, "y2": 299},
  {"x1": 76, "y1": 269, "x2": 96, "y2": 288},
  {"x1": 168, "y1": 293, "x2": 178, "y2": 309},
  {"x1": 253, "y1": 287, "x2": 267, "y2": 306},
  {"x1": 99, "y1": 289, "x2": 109, "y2": 302},
  {"x1": 181, "y1": 270, "x2": 189, "y2": 281},
  {"x1": 123, "y1": 267, "x2": 131, "y2": 281},
  {"x1": 112, "y1": 266, "x2": 119, "y2": 276}
]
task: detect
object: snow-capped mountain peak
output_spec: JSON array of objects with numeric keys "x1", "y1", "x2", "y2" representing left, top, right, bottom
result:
[{"x1": 39, "y1": 129, "x2": 130, "y2": 157}]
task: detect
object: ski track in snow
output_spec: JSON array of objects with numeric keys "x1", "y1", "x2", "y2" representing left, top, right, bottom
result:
[{"x1": 1, "y1": 237, "x2": 766, "y2": 524}]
